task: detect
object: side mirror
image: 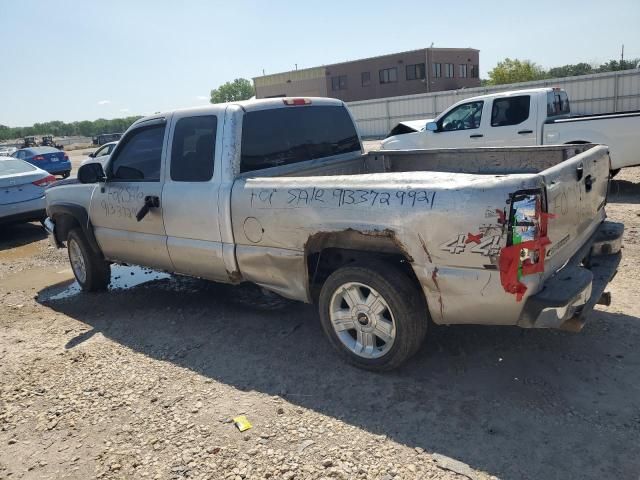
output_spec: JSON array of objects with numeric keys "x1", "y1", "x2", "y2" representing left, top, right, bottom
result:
[
  {"x1": 78, "y1": 162, "x2": 106, "y2": 183},
  {"x1": 88, "y1": 152, "x2": 95, "y2": 158},
  {"x1": 426, "y1": 121, "x2": 438, "y2": 132}
]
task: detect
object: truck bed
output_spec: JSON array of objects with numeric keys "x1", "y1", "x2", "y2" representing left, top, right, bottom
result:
[
  {"x1": 243, "y1": 144, "x2": 595, "y2": 179},
  {"x1": 231, "y1": 144, "x2": 610, "y2": 328}
]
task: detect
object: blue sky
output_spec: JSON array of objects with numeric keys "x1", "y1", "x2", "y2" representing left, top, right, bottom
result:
[{"x1": 1, "y1": 0, "x2": 638, "y2": 126}]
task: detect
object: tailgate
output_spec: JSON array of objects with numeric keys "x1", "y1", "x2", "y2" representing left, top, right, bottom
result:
[{"x1": 542, "y1": 145, "x2": 609, "y2": 266}]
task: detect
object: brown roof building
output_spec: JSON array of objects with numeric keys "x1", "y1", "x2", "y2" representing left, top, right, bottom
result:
[{"x1": 254, "y1": 47, "x2": 480, "y2": 102}]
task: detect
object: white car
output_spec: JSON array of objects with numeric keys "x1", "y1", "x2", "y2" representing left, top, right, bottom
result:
[
  {"x1": 382, "y1": 87, "x2": 640, "y2": 173},
  {"x1": 81, "y1": 141, "x2": 117, "y2": 168},
  {"x1": 0, "y1": 156, "x2": 57, "y2": 224},
  {"x1": 0, "y1": 145, "x2": 18, "y2": 156}
]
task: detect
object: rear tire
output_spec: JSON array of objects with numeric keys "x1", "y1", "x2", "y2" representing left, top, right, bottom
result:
[
  {"x1": 61, "y1": 171, "x2": 70, "y2": 179},
  {"x1": 318, "y1": 261, "x2": 428, "y2": 371},
  {"x1": 67, "y1": 228, "x2": 110, "y2": 292}
]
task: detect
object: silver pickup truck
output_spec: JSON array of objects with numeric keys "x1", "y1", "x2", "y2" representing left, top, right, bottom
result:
[{"x1": 44, "y1": 97, "x2": 623, "y2": 371}]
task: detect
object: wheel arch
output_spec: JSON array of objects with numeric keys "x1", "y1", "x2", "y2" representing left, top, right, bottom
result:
[
  {"x1": 305, "y1": 229, "x2": 426, "y2": 307},
  {"x1": 48, "y1": 203, "x2": 103, "y2": 257}
]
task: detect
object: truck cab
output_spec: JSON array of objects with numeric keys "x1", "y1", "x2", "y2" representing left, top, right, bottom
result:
[{"x1": 382, "y1": 88, "x2": 569, "y2": 150}]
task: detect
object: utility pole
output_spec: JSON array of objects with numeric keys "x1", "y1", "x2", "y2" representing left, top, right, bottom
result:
[{"x1": 621, "y1": 44, "x2": 625, "y2": 68}]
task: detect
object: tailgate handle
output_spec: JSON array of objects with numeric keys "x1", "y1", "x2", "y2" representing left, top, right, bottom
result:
[
  {"x1": 576, "y1": 164, "x2": 584, "y2": 181},
  {"x1": 469, "y1": 134, "x2": 483, "y2": 138},
  {"x1": 584, "y1": 175, "x2": 593, "y2": 192},
  {"x1": 517, "y1": 129, "x2": 533, "y2": 134}
]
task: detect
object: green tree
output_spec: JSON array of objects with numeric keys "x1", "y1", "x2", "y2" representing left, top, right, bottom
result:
[
  {"x1": 487, "y1": 58, "x2": 546, "y2": 85},
  {"x1": 210, "y1": 78, "x2": 254, "y2": 104},
  {"x1": 547, "y1": 62, "x2": 593, "y2": 78}
]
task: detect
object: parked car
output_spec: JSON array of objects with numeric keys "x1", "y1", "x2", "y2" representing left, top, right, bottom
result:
[
  {"x1": 0, "y1": 156, "x2": 56, "y2": 224},
  {"x1": 0, "y1": 145, "x2": 18, "y2": 156},
  {"x1": 44, "y1": 97, "x2": 623, "y2": 371},
  {"x1": 80, "y1": 141, "x2": 117, "y2": 167},
  {"x1": 381, "y1": 87, "x2": 640, "y2": 173},
  {"x1": 12, "y1": 146, "x2": 71, "y2": 178}
]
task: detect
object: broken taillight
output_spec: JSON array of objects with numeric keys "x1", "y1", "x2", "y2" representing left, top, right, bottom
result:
[{"x1": 499, "y1": 189, "x2": 555, "y2": 301}]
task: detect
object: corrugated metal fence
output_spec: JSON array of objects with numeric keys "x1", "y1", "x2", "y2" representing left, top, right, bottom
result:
[{"x1": 348, "y1": 69, "x2": 640, "y2": 138}]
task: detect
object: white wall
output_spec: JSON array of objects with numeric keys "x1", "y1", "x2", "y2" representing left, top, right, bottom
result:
[{"x1": 348, "y1": 69, "x2": 640, "y2": 138}]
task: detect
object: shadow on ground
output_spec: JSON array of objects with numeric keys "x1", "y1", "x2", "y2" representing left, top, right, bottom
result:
[
  {"x1": 39, "y1": 276, "x2": 640, "y2": 479},
  {"x1": 0, "y1": 222, "x2": 46, "y2": 251},
  {"x1": 609, "y1": 178, "x2": 640, "y2": 204}
]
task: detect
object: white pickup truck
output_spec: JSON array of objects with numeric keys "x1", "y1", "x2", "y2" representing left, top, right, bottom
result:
[
  {"x1": 382, "y1": 87, "x2": 640, "y2": 173},
  {"x1": 44, "y1": 97, "x2": 623, "y2": 371}
]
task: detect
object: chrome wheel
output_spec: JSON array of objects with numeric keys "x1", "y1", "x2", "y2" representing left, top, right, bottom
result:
[
  {"x1": 329, "y1": 282, "x2": 396, "y2": 359},
  {"x1": 68, "y1": 238, "x2": 87, "y2": 285}
]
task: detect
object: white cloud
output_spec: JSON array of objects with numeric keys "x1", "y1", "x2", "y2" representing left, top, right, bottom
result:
[
  {"x1": 97, "y1": 100, "x2": 111, "y2": 105},
  {"x1": 196, "y1": 95, "x2": 208, "y2": 101},
  {"x1": 120, "y1": 108, "x2": 130, "y2": 112}
]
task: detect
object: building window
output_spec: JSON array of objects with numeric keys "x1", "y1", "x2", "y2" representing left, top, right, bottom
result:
[
  {"x1": 432, "y1": 63, "x2": 441, "y2": 78},
  {"x1": 459, "y1": 64, "x2": 468, "y2": 78},
  {"x1": 379, "y1": 67, "x2": 398, "y2": 84},
  {"x1": 361, "y1": 72, "x2": 371, "y2": 87},
  {"x1": 445, "y1": 63, "x2": 454, "y2": 78},
  {"x1": 406, "y1": 63, "x2": 425, "y2": 81},
  {"x1": 471, "y1": 65, "x2": 479, "y2": 78},
  {"x1": 331, "y1": 75, "x2": 347, "y2": 91}
]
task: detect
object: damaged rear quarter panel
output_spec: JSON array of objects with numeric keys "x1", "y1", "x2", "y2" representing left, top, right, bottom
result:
[{"x1": 230, "y1": 171, "x2": 544, "y2": 325}]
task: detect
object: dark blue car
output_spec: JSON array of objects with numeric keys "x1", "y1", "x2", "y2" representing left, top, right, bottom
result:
[{"x1": 12, "y1": 147, "x2": 72, "y2": 178}]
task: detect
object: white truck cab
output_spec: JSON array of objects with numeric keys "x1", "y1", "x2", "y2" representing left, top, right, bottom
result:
[{"x1": 382, "y1": 87, "x2": 640, "y2": 171}]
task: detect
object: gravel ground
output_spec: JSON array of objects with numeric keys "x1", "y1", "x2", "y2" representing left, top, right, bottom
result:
[{"x1": 0, "y1": 155, "x2": 639, "y2": 479}]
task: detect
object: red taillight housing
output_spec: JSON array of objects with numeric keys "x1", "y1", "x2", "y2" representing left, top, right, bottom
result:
[
  {"x1": 63, "y1": 154, "x2": 69, "y2": 161},
  {"x1": 498, "y1": 190, "x2": 555, "y2": 301},
  {"x1": 33, "y1": 155, "x2": 45, "y2": 161},
  {"x1": 33, "y1": 175, "x2": 57, "y2": 187},
  {"x1": 283, "y1": 98, "x2": 311, "y2": 106}
]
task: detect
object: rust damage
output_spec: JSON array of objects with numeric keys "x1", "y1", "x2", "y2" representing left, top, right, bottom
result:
[
  {"x1": 305, "y1": 228, "x2": 414, "y2": 263},
  {"x1": 226, "y1": 269, "x2": 243, "y2": 284},
  {"x1": 417, "y1": 233, "x2": 433, "y2": 263},
  {"x1": 431, "y1": 267, "x2": 444, "y2": 320}
]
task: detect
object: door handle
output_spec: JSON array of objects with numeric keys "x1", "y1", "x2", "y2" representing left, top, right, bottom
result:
[
  {"x1": 136, "y1": 195, "x2": 160, "y2": 222},
  {"x1": 518, "y1": 129, "x2": 533, "y2": 134},
  {"x1": 469, "y1": 134, "x2": 484, "y2": 138}
]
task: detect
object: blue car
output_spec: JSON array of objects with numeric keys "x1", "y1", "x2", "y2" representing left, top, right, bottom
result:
[{"x1": 12, "y1": 146, "x2": 71, "y2": 178}]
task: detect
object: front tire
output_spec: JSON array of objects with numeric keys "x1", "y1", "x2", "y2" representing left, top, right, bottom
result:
[
  {"x1": 318, "y1": 262, "x2": 428, "y2": 371},
  {"x1": 67, "y1": 228, "x2": 110, "y2": 292}
]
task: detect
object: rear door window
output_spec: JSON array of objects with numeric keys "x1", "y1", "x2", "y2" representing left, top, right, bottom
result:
[
  {"x1": 170, "y1": 115, "x2": 217, "y2": 182},
  {"x1": 109, "y1": 124, "x2": 165, "y2": 181},
  {"x1": 547, "y1": 91, "x2": 570, "y2": 117},
  {"x1": 491, "y1": 95, "x2": 531, "y2": 126},
  {"x1": 240, "y1": 105, "x2": 360, "y2": 173}
]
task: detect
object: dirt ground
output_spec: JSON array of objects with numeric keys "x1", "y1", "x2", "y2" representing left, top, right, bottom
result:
[{"x1": 1, "y1": 147, "x2": 639, "y2": 479}]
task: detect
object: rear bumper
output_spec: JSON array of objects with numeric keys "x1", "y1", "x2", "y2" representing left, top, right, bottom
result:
[
  {"x1": 0, "y1": 196, "x2": 46, "y2": 224},
  {"x1": 45, "y1": 162, "x2": 72, "y2": 175},
  {"x1": 518, "y1": 221, "x2": 623, "y2": 330}
]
